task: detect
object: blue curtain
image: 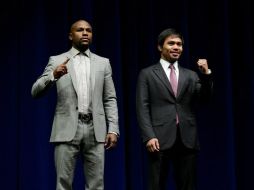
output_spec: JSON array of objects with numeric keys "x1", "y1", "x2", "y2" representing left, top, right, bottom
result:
[{"x1": 1, "y1": 0, "x2": 253, "y2": 189}]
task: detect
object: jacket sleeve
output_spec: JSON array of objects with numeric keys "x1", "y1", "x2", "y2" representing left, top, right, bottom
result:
[
  {"x1": 136, "y1": 69, "x2": 156, "y2": 143},
  {"x1": 31, "y1": 57, "x2": 57, "y2": 98},
  {"x1": 103, "y1": 60, "x2": 120, "y2": 136},
  {"x1": 197, "y1": 72, "x2": 213, "y2": 103}
]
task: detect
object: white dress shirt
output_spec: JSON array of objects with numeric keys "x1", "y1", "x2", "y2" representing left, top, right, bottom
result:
[
  {"x1": 73, "y1": 50, "x2": 91, "y2": 114},
  {"x1": 160, "y1": 58, "x2": 179, "y2": 82}
]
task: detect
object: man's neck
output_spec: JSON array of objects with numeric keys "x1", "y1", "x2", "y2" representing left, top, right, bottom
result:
[{"x1": 73, "y1": 45, "x2": 88, "y2": 53}]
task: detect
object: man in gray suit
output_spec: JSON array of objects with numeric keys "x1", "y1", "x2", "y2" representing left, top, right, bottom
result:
[{"x1": 31, "y1": 19, "x2": 119, "y2": 190}]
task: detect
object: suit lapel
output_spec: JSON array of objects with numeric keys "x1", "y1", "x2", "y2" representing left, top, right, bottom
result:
[
  {"x1": 152, "y1": 63, "x2": 175, "y2": 97},
  {"x1": 65, "y1": 50, "x2": 97, "y2": 97},
  {"x1": 66, "y1": 52, "x2": 78, "y2": 94},
  {"x1": 176, "y1": 66, "x2": 187, "y2": 98},
  {"x1": 152, "y1": 63, "x2": 188, "y2": 99},
  {"x1": 90, "y1": 53, "x2": 96, "y2": 95}
]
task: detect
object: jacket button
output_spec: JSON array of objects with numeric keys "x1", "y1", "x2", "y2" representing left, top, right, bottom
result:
[{"x1": 76, "y1": 107, "x2": 78, "y2": 110}]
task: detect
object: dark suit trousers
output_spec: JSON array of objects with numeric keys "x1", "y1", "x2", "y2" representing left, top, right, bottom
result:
[{"x1": 147, "y1": 128, "x2": 198, "y2": 190}]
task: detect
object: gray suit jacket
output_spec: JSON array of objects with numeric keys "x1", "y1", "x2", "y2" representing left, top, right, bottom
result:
[{"x1": 31, "y1": 48, "x2": 119, "y2": 143}]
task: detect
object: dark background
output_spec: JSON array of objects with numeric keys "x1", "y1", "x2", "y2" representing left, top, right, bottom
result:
[{"x1": 1, "y1": 0, "x2": 253, "y2": 189}]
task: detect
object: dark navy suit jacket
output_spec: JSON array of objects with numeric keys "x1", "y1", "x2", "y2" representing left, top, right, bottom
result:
[{"x1": 136, "y1": 62, "x2": 213, "y2": 150}]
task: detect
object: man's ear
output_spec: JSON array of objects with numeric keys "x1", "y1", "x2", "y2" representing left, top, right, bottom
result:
[
  {"x1": 69, "y1": 33, "x2": 72, "y2": 41},
  {"x1": 157, "y1": 45, "x2": 162, "y2": 52}
]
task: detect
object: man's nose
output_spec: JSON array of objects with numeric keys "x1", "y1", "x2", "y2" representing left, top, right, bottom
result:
[{"x1": 173, "y1": 44, "x2": 180, "y2": 49}]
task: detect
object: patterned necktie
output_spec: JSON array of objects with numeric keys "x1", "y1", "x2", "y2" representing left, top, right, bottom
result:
[
  {"x1": 77, "y1": 53, "x2": 89, "y2": 113},
  {"x1": 169, "y1": 64, "x2": 178, "y2": 96}
]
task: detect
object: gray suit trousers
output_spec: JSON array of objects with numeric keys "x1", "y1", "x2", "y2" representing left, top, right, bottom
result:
[{"x1": 54, "y1": 119, "x2": 105, "y2": 190}]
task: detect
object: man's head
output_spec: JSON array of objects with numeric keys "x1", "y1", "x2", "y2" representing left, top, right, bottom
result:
[
  {"x1": 69, "y1": 20, "x2": 93, "y2": 51},
  {"x1": 158, "y1": 28, "x2": 184, "y2": 63}
]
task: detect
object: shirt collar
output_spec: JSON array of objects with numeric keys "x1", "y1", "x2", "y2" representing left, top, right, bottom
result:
[
  {"x1": 70, "y1": 47, "x2": 90, "y2": 58},
  {"x1": 160, "y1": 58, "x2": 178, "y2": 70}
]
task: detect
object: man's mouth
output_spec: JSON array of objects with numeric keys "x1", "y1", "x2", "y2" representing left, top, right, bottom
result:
[
  {"x1": 81, "y1": 38, "x2": 89, "y2": 42},
  {"x1": 171, "y1": 52, "x2": 179, "y2": 56}
]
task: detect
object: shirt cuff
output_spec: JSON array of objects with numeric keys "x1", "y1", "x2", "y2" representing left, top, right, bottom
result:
[
  {"x1": 206, "y1": 69, "x2": 212, "y2": 75},
  {"x1": 50, "y1": 72, "x2": 58, "y2": 81},
  {"x1": 108, "y1": 132, "x2": 119, "y2": 137}
]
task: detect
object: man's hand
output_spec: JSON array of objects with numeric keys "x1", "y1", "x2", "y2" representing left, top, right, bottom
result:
[
  {"x1": 105, "y1": 133, "x2": 118, "y2": 150},
  {"x1": 146, "y1": 138, "x2": 160, "y2": 152},
  {"x1": 197, "y1": 59, "x2": 211, "y2": 75},
  {"x1": 53, "y1": 59, "x2": 70, "y2": 79}
]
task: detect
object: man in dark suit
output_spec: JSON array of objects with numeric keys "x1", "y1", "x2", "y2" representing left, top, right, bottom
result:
[
  {"x1": 31, "y1": 19, "x2": 119, "y2": 190},
  {"x1": 136, "y1": 28, "x2": 213, "y2": 190}
]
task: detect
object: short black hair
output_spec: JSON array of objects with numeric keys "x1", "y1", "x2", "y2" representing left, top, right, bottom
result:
[{"x1": 158, "y1": 28, "x2": 184, "y2": 47}]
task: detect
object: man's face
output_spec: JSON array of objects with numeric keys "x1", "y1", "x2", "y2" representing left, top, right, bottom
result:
[
  {"x1": 69, "y1": 20, "x2": 93, "y2": 50},
  {"x1": 158, "y1": 35, "x2": 183, "y2": 63}
]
